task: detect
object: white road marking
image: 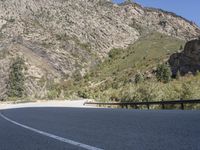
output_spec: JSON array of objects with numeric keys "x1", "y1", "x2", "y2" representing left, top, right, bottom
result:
[{"x1": 0, "y1": 113, "x2": 103, "y2": 150}]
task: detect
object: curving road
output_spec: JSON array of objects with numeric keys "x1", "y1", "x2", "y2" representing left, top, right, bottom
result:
[{"x1": 0, "y1": 107, "x2": 200, "y2": 150}]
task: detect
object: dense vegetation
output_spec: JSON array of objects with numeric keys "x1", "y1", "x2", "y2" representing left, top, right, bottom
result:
[
  {"x1": 156, "y1": 63, "x2": 172, "y2": 83},
  {"x1": 7, "y1": 57, "x2": 26, "y2": 99}
]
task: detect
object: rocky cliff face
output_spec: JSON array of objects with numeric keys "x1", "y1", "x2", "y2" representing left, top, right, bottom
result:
[
  {"x1": 0, "y1": 0, "x2": 199, "y2": 98},
  {"x1": 169, "y1": 38, "x2": 200, "y2": 76}
]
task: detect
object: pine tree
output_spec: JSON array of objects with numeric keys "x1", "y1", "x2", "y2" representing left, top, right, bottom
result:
[
  {"x1": 156, "y1": 63, "x2": 172, "y2": 83},
  {"x1": 7, "y1": 57, "x2": 25, "y2": 98}
]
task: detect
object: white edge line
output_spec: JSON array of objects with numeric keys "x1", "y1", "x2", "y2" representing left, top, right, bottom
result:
[{"x1": 0, "y1": 113, "x2": 103, "y2": 150}]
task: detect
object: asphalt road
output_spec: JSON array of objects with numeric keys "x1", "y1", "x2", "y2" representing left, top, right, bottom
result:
[{"x1": 0, "y1": 107, "x2": 200, "y2": 150}]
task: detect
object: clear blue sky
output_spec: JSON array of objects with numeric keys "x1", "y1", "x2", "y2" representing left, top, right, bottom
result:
[{"x1": 113, "y1": 0, "x2": 200, "y2": 27}]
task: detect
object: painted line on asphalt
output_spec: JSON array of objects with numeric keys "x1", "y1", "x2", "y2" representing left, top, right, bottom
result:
[{"x1": 0, "y1": 113, "x2": 103, "y2": 150}]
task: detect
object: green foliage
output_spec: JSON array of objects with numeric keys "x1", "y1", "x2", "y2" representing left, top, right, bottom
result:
[
  {"x1": 47, "y1": 82, "x2": 62, "y2": 100},
  {"x1": 69, "y1": 64, "x2": 200, "y2": 109},
  {"x1": 66, "y1": 33, "x2": 187, "y2": 103},
  {"x1": 7, "y1": 57, "x2": 25, "y2": 98},
  {"x1": 61, "y1": 32, "x2": 200, "y2": 109},
  {"x1": 135, "y1": 72, "x2": 144, "y2": 84},
  {"x1": 64, "y1": 32, "x2": 191, "y2": 105},
  {"x1": 77, "y1": 90, "x2": 89, "y2": 99},
  {"x1": 87, "y1": 32, "x2": 184, "y2": 84},
  {"x1": 118, "y1": 82, "x2": 157, "y2": 102},
  {"x1": 108, "y1": 48, "x2": 122, "y2": 59},
  {"x1": 181, "y1": 82, "x2": 193, "y2": 99},
  {"x1": 134, "y1": 85, "x2": 156, "y2": 102},
  {"x1": 156, "y1": 63, "x2": 172, "y2": 83},
  {"x1": 47, "y1": 89, "x2": 60, "y2": 100}
]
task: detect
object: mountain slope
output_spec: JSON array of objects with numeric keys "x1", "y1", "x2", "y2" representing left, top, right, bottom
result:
[
  {"x1": 70, "y1": 32, "x2": 184, "y2": 100},
  {"x1": 86, "y1": 32, "x2": 184, "y2": 82},
  {"x1": 0, "y1": 0, "x2": 199, "y2": 99},
  {"x1": 73, "y1": 35, "x2": 200, "y2": 103}
]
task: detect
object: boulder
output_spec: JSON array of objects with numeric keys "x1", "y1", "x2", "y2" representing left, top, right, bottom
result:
[{"x1": 169, "y1": 38, "x2": 200, "y2": 76}]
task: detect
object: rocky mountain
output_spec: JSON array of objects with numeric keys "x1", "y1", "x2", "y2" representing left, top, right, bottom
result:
[
  {"x1": 0, "y1": 0, "x2": 199, "y2": 99},
  {"x1": 169, "y1": 37, "x2": 200, "y2": 76}
]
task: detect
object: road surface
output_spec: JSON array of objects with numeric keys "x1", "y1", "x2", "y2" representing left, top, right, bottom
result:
[{"x1": 0, "y1": 106, "x2": 200, "y2": 150}]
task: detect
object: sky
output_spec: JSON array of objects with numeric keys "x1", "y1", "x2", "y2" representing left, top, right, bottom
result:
[{"x1": 113, "y1": 0, "x2": 200, "y2": 27}]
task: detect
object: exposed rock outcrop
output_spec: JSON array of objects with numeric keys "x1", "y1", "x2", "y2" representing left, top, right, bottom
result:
[{"x1": 169, "y1": 38, "x2": 200, "y2": 76}]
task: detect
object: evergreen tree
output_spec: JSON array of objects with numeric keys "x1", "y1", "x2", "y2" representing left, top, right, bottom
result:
[
  {"x1": 7, "y1": 57, "x2": 25, "y2": 98},
  {"x1": 156, "y1": 63, "x2": 172, "y2": 83}
]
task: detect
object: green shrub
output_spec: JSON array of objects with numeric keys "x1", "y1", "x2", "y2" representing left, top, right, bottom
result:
[
  {"x1": 7, "y1": 57, "x2": 26, "y2": 98},
  {"x1": 46, "y1": 81, "x2": 62, "y2": 100},
  {"x1": 135, "y1": 73, "x2": 144, "y2": 84},
  {"x1": 181, "y1": 82, "x2": 193, "y2": 99},
  {"x1": 77, "y1": 90, "x2": 89, "y2": 99},
  {"x1": 156, "y1": 63, "x2": 172, "y2": 83},
  {"x1": 134, "y1": 83, "x2": 156, "y2": 102},
  {"x1": 47, "y1": 89, "x2": 60, "y2": 100},
  {"x1": 108, "y1": 48, "x2": 122, "y2": 59}
]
